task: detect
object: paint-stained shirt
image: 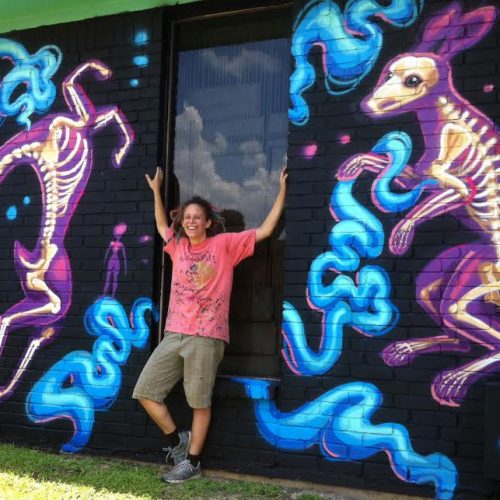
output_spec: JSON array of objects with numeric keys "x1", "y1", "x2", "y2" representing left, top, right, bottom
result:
[{"x1": 163, "y1": 227, "x2": 256, "y2": 343}]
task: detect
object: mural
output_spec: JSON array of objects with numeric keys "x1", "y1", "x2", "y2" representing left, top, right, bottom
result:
[
  {"x1": 0, "y1": 58, "x2": 134, "y2": 401},
  {"x1": 26, "y1": 297, "x2": 155, "y2": 453},
  {"x1": 0, "y1": 3, "x2": 497, "y2": 497},
  {"x1": 0, "y1": 24, "x2": 158, "y2": 455},
  {"x1": 240, "y1": 1, "x2": 497, "y2": 498},
  {"x1": 0, "y1": 39, "x2": 62, "y2": 129},
  {"x1": 339, "y1": 2, "x2": 499, "y2": 407},
  {"x1": 236, "y1": 132, "x2": 457, "y2": 499},
  {"x1": 289, "y1": 0, "x2": 423, "y2": 125}
]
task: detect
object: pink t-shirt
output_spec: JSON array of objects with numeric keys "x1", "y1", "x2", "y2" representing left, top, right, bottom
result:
[{"x1": 163, "y1": 227, "x2": 256, "y2": 343}]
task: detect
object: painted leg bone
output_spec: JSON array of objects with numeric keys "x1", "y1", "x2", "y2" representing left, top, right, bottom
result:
[
  {"x1": 0, "y1": 325, "x2": 60, "y2": 400},
  {"x1": 337, "y1": 152, "x2": 389, "y2": 180},
  {"x1": 382, "y1": 245, "x2": 475, "y2": 366},
  {"x1": 382, "y1": 335, "x2": 470, "y2": 367},
  {"x1": 432, "y1": 351, "x2": 500, "y2": 407},
  {"x1": 93, "y1": 106, "x2": 133, "y2": 166}
]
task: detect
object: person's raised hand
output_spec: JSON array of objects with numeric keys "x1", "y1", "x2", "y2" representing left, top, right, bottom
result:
[{"x1": 145, "y1": 166, "x2": 163, "y2": 193}]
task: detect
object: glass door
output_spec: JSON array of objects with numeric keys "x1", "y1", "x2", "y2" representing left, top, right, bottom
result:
[{"x1": 166, "y1": 4, "x2": 291, "y2": 377}]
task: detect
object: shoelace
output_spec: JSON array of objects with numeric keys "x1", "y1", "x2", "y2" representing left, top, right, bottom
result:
[
  {"x1": 162, "y1": 446, "x2": 175, "y2": 462},
  {"x1": 172, "y1": 459, "x2": 196, "y2": 474}
]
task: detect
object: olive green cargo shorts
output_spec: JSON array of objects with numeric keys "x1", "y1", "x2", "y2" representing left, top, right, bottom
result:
[{"x1": 132, "y1": 332, "x2": 225, "y2": 408}]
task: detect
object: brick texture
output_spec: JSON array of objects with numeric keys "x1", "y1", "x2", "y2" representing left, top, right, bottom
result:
[{"x1": 0, "y1": 1, "x2": 499, "y2": 499}]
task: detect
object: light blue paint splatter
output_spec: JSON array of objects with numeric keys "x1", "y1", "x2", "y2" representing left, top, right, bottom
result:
[
  {"x1": 6, "y1": 205, "x2": 17, "y2": 220},
  {"x1": 23, "y1": 196, "x2": 31, "y2": 205},
  {"x1": 133, "y1": 55, "x2": 149, "y2": 68},
  {"x1": 130, "y1": 79, "x2": 139, "y2": 87},
  {"x1": 134, "y1": 31, "x2": 149, "y2": 46}
]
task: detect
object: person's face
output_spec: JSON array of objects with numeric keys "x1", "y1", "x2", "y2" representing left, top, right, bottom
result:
[{"x1": 182, "y1": 203, "x2": 212, "y2": 243}]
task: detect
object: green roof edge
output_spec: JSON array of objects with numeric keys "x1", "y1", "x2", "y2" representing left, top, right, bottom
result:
[{"x1": 0, "y1": 0, "x2": 199, "y2": 34}]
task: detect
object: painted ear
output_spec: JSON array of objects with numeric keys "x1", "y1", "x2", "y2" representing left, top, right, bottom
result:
[
  {"x1": 414, "y1": 3, "x2": 497, "y2": 59},
  {"x1": 443, "y1": 6, "x2": 497, "y2": 59},
  {"x1": 414, "y1": 2, "x2": 462, "y2": 53}
]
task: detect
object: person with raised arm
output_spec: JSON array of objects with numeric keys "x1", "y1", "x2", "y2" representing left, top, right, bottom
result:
[{"x1": 133, "y1": 165, "x2": 287, "y2": 483}]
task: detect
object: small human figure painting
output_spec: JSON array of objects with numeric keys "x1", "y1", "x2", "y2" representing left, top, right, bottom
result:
[{"x1": 103, "y1": 223, "x2": 128, "y2": 297}]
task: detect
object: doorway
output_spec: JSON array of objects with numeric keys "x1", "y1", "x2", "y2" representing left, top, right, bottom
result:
[{"x1": 163, "y1": 2, "x2": 291, "y2": 377}]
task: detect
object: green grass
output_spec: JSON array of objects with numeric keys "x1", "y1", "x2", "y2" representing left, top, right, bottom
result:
[{"x1": 0, "y1": 443, "x2": 326, "y2": 499}]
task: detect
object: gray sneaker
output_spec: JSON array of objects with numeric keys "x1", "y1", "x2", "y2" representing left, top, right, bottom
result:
[
  {"x1": 162, "y1": 431, "x2": 191, "y2": 466},
  {"x1": 161, "y1": 459, "x2": 201, "y2": 483}
]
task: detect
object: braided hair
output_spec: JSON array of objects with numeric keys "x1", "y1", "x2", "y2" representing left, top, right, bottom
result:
[{"x1": 170, "y1": 196, "x2": 226, "y2": 241}]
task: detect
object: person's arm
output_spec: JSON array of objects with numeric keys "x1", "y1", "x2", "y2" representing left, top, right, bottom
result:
[
  {"x1": 255, "y1": 166, "x2": 288, "y2": 243},
  {"x1": 145, "y1": 167, "x2": 169, "y2": 239}
]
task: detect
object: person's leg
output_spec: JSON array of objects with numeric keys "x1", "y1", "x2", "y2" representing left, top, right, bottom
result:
[
  {"x1": 133, "y1": 333, "x2": 190, "y2": 464},
  {"x1": 139, "y1": 398, "x2": 176, "y2": 434},
  {"x1": 133, "y1": 332, "x2": 183, "y2": 426},
  {"x1": 162, "y1": 336, "x2": 224, "y2": 483},
  {"x1": 183, "y1": 337, "x2": 224, "y2": 460},
  {"x1": 190, "y1": 407, "x2": 211, "y2": 455}
]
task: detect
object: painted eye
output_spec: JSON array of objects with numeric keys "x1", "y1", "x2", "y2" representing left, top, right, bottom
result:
[
  {"x1": 384, "y1": 72, "x2": 393, "y2": 82},
  {"x1": 404, "y1": 75, "x2": 422, "y2": 87}
]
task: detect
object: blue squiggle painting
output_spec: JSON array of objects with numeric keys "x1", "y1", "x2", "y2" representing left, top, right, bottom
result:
[
  {"x1": 282, "y1": 179, "x2": 398, "y2": 376},
  {"x1": 235, "y1": 378, "x2": 457, "y2": 500},
  {"x1": 0, "y1": 39, "x2": 62, "y2": 129},
  {"x1": 289, "y1": 0, "x2": 423, "y2": 125},
  {"x1": 26, "y1": 296, "x2": 156, "y2": 453},
  {"x1": 235, "y1": 131, "x2": 456, "y2": 498},
  {"x1": 282, "y1": 131, "x2": 436, "y2": 377}
]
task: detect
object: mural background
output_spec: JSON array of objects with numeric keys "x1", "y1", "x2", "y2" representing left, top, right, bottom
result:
[
  {"x1": 0, "y1": 11, "x2": 163, "y2": 452},
  {"x1": 276, "y1": 0, "x2": 499, "y2": 497},
  {"x1": 0, "y1": 1, "x2": 498, "y2": 499}
]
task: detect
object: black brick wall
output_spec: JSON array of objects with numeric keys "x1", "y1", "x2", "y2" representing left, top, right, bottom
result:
[{"x1": 0, "y1": 1, "x2": 499, "y2": 499}]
